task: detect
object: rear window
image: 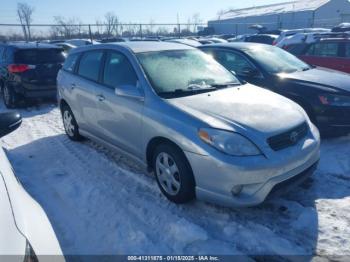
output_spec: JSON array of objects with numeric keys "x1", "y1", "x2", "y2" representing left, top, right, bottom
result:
[
  {"x1": 14, "y1": 49, "x2": 65, "y2": 64},
  {"x1": 63, "y1": 53, "x2": 79, "y2": 72}
]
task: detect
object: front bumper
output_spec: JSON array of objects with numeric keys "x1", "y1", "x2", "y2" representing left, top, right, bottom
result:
[{"x1": 185, "y1": 133, "x2": 320, "y2": 207}]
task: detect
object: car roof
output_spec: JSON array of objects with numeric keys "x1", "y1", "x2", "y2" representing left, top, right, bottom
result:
[
  {"x1": 199, "y1": 42, "x2": 267, "y2": 51},
  {"x1": 0, "y1": 42, "x2": 62, "y2": 50},
  {"x1": 71, "y1": 41, "x2": 194, "y2": 54}
]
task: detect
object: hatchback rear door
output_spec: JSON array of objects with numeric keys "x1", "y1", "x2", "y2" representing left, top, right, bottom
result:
[{"x1": 14, "y1": 48, "x2": 65, "y2": 88}]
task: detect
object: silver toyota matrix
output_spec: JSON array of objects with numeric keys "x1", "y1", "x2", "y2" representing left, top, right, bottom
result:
[{"x1": 57, "y1": 42, "x2": 320, "y2": 207}]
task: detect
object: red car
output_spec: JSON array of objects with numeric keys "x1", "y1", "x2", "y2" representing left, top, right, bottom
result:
[{"x1": 283, "y1": 36, "x2": 350, "y2": 74}]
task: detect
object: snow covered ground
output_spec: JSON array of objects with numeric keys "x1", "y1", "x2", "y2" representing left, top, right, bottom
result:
[{"x1": 0, "y1": 102, "x2": 349, "y2": 258}]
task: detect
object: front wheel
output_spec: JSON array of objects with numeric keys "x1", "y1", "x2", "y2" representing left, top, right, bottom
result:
[
  {"x1": 61, "y1": 105, "x2": 83, "y2": 141},
  {"x1": 152, "y1": 144, "x2": 195, "y2": 204}
]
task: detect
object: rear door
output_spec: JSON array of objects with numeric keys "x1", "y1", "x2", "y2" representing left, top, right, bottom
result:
[
  {"x1": 299, "y1": 41, "x2": 345, "y2": 72},
  {"x1": 14, "y1": 48, "x2": 65, "y2": 89},
  {"x1": 68, "y1": 50, "x2": 105, "y2": 136}
]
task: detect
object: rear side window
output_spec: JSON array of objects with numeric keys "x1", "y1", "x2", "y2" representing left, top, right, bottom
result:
[
  {"x1": 14, "y1": 49, "x2": 65, "y2": 64},
  {"x1": 103, "y1": 52, "x2": 137, "y2": 87},
  {"x1": 63, "y1": 53, "x2": 79, "y2": 72},
  {"x1": 78, "y1": 51, "x2": 104, "y2": 82},
  {"x1": 306, "y1": 42, "x2": 339, "y2": 57}
]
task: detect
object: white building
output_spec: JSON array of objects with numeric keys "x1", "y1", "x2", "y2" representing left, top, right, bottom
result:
[{"x1": 208, "y1": 0, "x2": 350, "y2": 35}]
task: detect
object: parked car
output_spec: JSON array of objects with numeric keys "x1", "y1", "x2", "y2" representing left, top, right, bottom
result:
[
  {"x1": 278, "y1": 32, "x2": 350, "y2": 74},
  {"x1": 57, "y1": 42, "x2": 320, "y2": 207},
  {"x1": 0, "y1": 112, "x2": 63, "y2": 258},
  {"x1": 229, "y1": 34, "x2": 278, "y2": 45},
  {"x1": 245, "y1": 34, "x2": 279, "y2": 45},
  {"x1": 0, "y1": 42, "x2": 65, "y2": 108},
  {"x1": 274, "y1": 28, "x2": 330, "y2": 46},
  {"x1": 198, "y1": 37, "x2": 227, "y2": 44},
  {"x1": 165, "y1": 38, "x2": 202, "y2": 47},
  {"x1": 332, "y1": 23, "x2": 350, "y2": 32},
  {"x1": 55, "y1": 42, "x2": 76, "y2": 55},
  {"x1": 99, "y1": 37, "x2": 127, "y2": 43},
  {"x1": 200, "y1": 43, "x2": 350, "y2": 135}
]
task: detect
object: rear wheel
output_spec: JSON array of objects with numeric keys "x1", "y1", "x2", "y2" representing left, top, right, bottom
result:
[
  {"x1": 61, "y1": 104, "x2": 83, "y2": 141},
  {"x1": 2, "y1": 84, "x2": 18, "y2": 109},
  {"x1": 152, "y1": 144, "x2": 195, "y2": 204}
]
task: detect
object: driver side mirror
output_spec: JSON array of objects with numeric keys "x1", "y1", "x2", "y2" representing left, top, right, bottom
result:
[
  {"x1": 0, "y1": 112, "x2": 22, "y2": 138},
  {"x1": 115, "y1": 82, "x2": 144, "y2": 101}
]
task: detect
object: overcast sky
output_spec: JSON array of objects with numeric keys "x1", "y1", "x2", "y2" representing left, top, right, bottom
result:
[{"x1": 1, "y1": 0, "x2": 285, "y2": 24}]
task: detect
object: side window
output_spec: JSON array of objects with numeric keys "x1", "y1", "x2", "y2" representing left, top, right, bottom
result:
[
  {"x1": 103, "y1": 52, "x2": 137, "y2": 87},
  {"x1": 214, "y1": 50, "x2": 255, "y2": 75},
  {"x1": 306, "y1": 42, "x2": 339, "y2": 57},
  {"x1": 78, "y1": 51, "x2": 104, "y2": 82},
  {"x1": 63, "y1": 53, "x2": 79, "y2": 73}
]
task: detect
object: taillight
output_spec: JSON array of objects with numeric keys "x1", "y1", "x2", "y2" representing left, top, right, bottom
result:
[
  {"x1": 272, "y1": 41, "x2": 277, "y2": 45},
  {"x1": 7, "y1": 64, "x2": 35, "y2": 73}
]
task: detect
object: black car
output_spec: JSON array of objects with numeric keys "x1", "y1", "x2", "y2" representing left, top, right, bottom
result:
[
  {"x1": 199, "y1": 43, "x2": 350, "y2": 135},
  {"x1": 244, "y1": 34, "x2": 279, "y2": 45},
  {"x1": 0, "y1": 42, "x2": 65, "y2": 108}
]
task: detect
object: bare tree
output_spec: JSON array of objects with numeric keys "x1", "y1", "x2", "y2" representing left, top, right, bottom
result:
[
  {"x1": 52, "y1": 16, "x2": 81, "y2": 39},
  {"x1": 146, "y1": 19, "x2": 155, "y2": 36},
  {"x1": 191, "y1": 13, "x2": 202, "y2": 33},
  {"x1": 17, "y1": 2, "x2": 34, "y2": 41},
  {"x1": 217, "y1": 9, "x2": 226, "y2": 20},
  {"x1": 104, "y1": 12, "x2": 119, "y2": 37}
]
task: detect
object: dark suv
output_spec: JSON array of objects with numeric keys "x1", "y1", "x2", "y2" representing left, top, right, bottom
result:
[{"x1": 0, "y1": 42, "x2": 65, "y2": 108}]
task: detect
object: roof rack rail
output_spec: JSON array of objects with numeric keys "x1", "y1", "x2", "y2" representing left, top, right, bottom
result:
[{"x1": 313, "y1": 32, "x2": 350, "y2": 39}]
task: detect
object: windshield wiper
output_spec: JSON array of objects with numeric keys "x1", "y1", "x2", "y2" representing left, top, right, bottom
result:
[{"x1": 210, "y1": 82, "x2": 241, "y2": 88}]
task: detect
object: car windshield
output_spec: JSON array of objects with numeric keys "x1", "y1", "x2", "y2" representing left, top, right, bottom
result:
[
  {"x1": 245, "y1": 45, "x2": 311, "y2": 74},
  {"x1": 137, "y1": 49, "x2": 240, "y2": 98}
]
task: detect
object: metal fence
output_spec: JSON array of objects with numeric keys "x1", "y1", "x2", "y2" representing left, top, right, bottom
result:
[{"x1": 0, "y1": 23, "x2": 207, "y2": 41}]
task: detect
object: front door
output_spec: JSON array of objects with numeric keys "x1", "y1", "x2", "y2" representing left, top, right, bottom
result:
[{"x1": 95, "y1": 51, "x2": 144, "y2": 158}]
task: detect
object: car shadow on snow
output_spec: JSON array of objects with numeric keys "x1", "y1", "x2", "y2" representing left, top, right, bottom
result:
[{"x1": 4, "y1": 133, "x2": 350, "y2": 259}]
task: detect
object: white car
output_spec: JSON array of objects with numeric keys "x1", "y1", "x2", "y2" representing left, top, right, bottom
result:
[
  {"x1": 274, "y1": 28, "x2": 330, "y2": 46},
  {"x1": 0, "y1": 112, "x2": 63, "y2": 260}
]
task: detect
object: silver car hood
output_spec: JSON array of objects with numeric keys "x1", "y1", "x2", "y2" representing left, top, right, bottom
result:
[{"x1": 167, "y1": 84, "x2": 306, "y2": 136}]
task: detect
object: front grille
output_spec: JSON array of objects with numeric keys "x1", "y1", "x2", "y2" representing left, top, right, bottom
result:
[{"x1": 267, "y1": 122, "x2": 308, "y2": 151}]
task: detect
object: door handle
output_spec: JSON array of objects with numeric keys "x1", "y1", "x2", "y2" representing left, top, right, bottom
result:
[
  {"x1": 96, "y1": 94, "x2": 105, "y2": 102},
  {"x1": 70, "y1": 83, "x2": 76, "y2": 90}
]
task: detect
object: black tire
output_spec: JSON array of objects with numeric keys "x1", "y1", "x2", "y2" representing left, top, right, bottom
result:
[
  {"x1": 2, "y1": 83, "x2": 18, "y2": 109},
  {"x1": 61, "y1": 104, "x2": 83, "y2": 141},
  {"x1": 152, "y1": 143, "x2": 195, "y2": 204}
]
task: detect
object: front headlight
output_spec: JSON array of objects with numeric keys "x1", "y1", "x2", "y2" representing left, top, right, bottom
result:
[
  {"x1": 319, "y1": 94, "x2": 350, "y2": 106},
  {"x1": 198, "y1": 128, "x2": 261, "y2": 156}
]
